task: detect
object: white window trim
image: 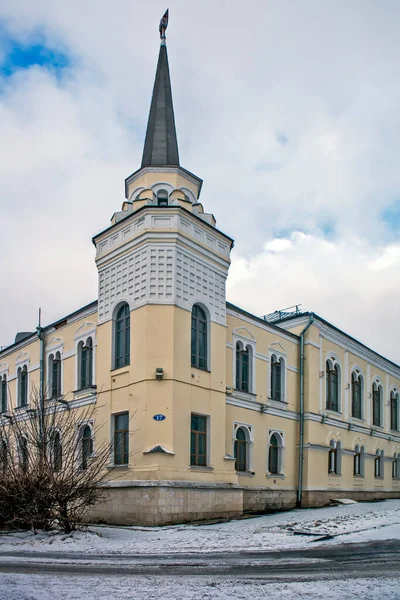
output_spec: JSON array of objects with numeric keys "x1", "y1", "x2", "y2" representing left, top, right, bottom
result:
[
  {"x1": 233, "y1": 334, "x2": 256, "y2": 395},
  {"x1": 371, "y1": 376, "x2": 384, "y2": 428},
  {"x1": 350, "y1": 366, "x2": 365, "y2": 421},
  {"x1": 325, "y1": 353, "x2": 342, "y2": 413},
  {"x1": 232, "y1": 422, "x2": 254, "y2": 472},
  {"x1": 16, "y1": 362, "x2": 29, "y2": 408},
  {"x1": 267, "y1": 430, "x2": 284, "y2": 476},
  {"x1": 268, "y1": 348, "x2": 287, "y2": 404}
]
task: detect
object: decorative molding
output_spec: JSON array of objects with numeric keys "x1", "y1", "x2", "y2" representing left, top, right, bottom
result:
[
  {"x1": 269, "y1": 340, "x2": 286, "y2": 353},
  {"x1": 74, "y1": 322, "x2": 97, "y2": 341},
  {"x1": 15, "y1": 352, "x2": 30, "y2": 366},
  {"x1": 233, "y1": 326, "x2": 255, "y2": 342}
]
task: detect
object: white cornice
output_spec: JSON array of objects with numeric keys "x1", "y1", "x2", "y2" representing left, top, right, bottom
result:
[{"x1": 279, "y1": 316, "x2": 400, "y2": 378}]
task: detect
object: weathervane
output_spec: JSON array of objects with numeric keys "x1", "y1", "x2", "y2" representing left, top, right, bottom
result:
[{"x1": 159, "y1": 9, "x2": 169, "y2": 43}]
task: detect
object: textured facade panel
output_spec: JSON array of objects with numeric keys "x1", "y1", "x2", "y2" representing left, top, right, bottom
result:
[{"x1": 98, "y1": 238, "x2": 228, "y2": 326}]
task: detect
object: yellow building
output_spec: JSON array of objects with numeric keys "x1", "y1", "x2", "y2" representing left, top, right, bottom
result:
[{"x1": 1, "y1": 21, "x2": 399, "y2": 525}]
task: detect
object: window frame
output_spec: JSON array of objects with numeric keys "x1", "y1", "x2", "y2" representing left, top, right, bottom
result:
[
  {"x1": 113, "y1": 412, "x2": 129, "y2": 466},
  {"x1": 268, "y1": 431, "x2": 284, "y2": 476},
  {"x1": 235, "y1": 341, "x2": 252, "y2": 393},
  {"x1": 80, "y1": 423, "x2": 94, "y2": 470},
  {"x1": 351, "y1": 370, "x2": 363, "y2": 420},
  {"x1": 270, "y1": 354, "x2": 285, "y2": 402},
  {"x1": 191, "y1": 304, "x2": 209, "y2": 371},
  {"x1": 390, "y1": 391, "x2": 399, "y2": 432},
  {"x1": 328, "y1": 440, "x2": 342, "y2": 475},
  {"x1": 234, "y1": 425, "x2": 251, "y2": 473},
  {"x1": 0, "y1": 375, "x2": 7, "y2": 413},
  {"x1": 374, "y1": 449, "x2": 384, "y2": 478},
  {"x1": 78, "y1": 337, "x2": 94, "y2": 390},
  {"x1": 325, "y1": 358, "x2": 340, "y2": 412},
  {"x1": 372, "y1": 382, "x2": 383, "y2": 427},
  {"x1": 17, "y1": 364, "x2": 28, "y2": 407},
  {"x1": 49, "y1": 351, "x2": 62, "y2": 399},
  {"x1": 113, "y1": 303, "x2": 131, "y2": 370},
  {"x1": 190, "y1": 413, "x2": 208, "y2": 467}
]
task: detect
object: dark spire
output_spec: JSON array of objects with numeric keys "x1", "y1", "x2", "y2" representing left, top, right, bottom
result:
[{"x1": 141, "y1": 16, "x2": 179, "y2": 168}]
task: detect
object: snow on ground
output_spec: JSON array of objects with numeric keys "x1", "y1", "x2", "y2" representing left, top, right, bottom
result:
[
  {"x1": 0, "y1": 499, "x2": 400, "y2": 556},
  {"x1": 2, "y1": 573, "x2": 400, "y2": 600}
]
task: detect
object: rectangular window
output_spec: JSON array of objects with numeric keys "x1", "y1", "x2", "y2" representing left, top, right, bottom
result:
[
  {"x1": 113, "y1": 412, "x2": 129, "y2": 465},
  {"x1": 190, "y1": 414, "x2": 207, "y2": 467}
]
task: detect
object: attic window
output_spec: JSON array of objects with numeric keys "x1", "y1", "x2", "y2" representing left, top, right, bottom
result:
[{"x1": 157, "y1": 190, "x2": 168, "y2": 207}]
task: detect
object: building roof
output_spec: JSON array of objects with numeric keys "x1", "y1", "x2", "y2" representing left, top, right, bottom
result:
[
  {"x1": 272, "y1": 310, "x2": 400, "y2": 371},
  {"x1": 141, "y1": 42, "x2": 180, "y2": 168}
]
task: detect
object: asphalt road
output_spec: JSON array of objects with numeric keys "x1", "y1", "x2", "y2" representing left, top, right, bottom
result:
[{"x1": 0, "y1": 539, "x2": 399, "y2": 582}]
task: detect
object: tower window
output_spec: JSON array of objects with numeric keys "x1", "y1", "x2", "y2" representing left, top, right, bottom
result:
[
  {"x1": 114, "y1": 303, "x2": 130, "y2": 369},
  {"x1": 157, "y1": 189, "x2": 169, "y2": 206},
  {"x1": 191, "y1": 304, "x2": 208, "y2": 370}
]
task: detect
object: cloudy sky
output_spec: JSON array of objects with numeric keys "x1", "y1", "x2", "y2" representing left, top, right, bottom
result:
[{"x1": 0, "y1": 1, "x2": 400, "y2": 362}]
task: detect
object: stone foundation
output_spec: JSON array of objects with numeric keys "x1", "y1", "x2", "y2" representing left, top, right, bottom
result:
[
  {"x1": 88, "y1": 481, "x2": 243, "y2": 526},
  {"x1": 301, "y1": 489, "x2": 400, "y2": 508},
  {"x1": 243, "y1": 488, "x2": 297, "y2": 513},
  {"x1": 87, "y1": 482, "x2": 400, "y2": 526}
]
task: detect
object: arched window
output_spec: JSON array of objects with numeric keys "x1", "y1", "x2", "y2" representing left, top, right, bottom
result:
[
  {"x1": 79, "y1": 337, "x2": 93, "y2": 389},
  {"x1": 191, "y1": 305, "x2": 208, "y2": 370},
  {"x1": 49, "y1": 351, "x2": 62, "y2": 398},
  {"x1": 390, "y1": 391, "x2": 399, "y2": 431},
  {"x1": 392, "y1": 454, "x2": 399, "y2": 479},
  {"x1": 326, "y1": 360, "x2": 339, "y2": 412},
  {"x1": 268, "y1": 433, "x2": 283, "y2": 475},
  {"x1": 328, "y1": 440, "x2": 342, "y2": 475},
  {"x1": 0, "y1": 375, "x2": 7, "y2": 413},
  {"x1": 0, "y1": 439, "x2": 8, "y2": 474},
  {"x1": 271, "y1": 355, "x2": 284, "y2": 402},
  {"x1": 234, "y1": 427, "x2": 249, "y2": 472},
  {"x1": 351, "y1": 371, "x2": 363, "y2": 419},
  {"x1": 372, "y1": 382, "x2": 382, "y2": 427},
  {"x1": 19, "y1": 437, "x2": 29, "y2": 473},
  {"x1": 114, "y1": 303, "x2": 130, "y2": 369},
  {"x1": 375, "y1": 449, "x2": 384, "y2": 478},
  {"x1": 236, "y1": 342, "x2": 251, "y2": 392},
  {"x1": 157, "y1": 189, "x2": 169, "y2": 207},
  {"x1": 354, "y1": 445, "x2": 361, "y2": 476},
  {"x1": 80, "y1": 425, "x2": 93, "y2": 470},
  {"x1": 18, "y1": 365, "x2": 28, "y2": 407},
  {"x1": 51, "y1": 431, "x2": 62, "y2": 473}
]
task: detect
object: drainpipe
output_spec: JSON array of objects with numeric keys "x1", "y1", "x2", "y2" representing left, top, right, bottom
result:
[
  {"x1": 297, "y1": 313, "x2": 314, "y2": 507},
  {"x1": 36, "y1": 309, "x2": 45, "y2": 462}
]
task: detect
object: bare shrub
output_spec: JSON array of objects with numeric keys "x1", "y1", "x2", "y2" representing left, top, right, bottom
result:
[{"x1": 0, "y1": 387, "x2": 115, "y2": 533}]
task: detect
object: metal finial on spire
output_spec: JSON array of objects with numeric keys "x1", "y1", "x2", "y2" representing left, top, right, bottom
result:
[
  {"x1": 141, "y1": 9, "x2": 179, "y2": 168},
  {"x1": 159, "y1": 9, "x2": 169, "y2": 43}
]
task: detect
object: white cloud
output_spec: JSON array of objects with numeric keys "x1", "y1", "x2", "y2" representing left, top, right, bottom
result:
[
  {"x1": 0, "y1": 0, "x2": 400, "y2": 364},
  {"x1": 228, "y1": 232, "x2": 400, "y2": 363}
]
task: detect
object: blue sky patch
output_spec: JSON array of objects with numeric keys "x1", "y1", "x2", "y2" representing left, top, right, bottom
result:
[
  {"x1": 0, "y1": 25, "x2": 71, "y2": 78},
  {"x1": 382, "y1": 200, "x2": 400, "y2": 234}
]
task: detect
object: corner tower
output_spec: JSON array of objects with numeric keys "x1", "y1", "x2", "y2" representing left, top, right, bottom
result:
[{"x1": 92, "y1": 12, "x2": 238, "y2": 525}]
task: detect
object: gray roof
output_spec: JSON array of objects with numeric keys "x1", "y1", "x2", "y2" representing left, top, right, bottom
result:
[{"x1": 141, "y1": 43, "x2": 180, "y2": 168}]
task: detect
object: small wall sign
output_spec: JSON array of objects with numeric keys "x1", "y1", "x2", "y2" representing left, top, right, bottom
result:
[{"x1": 153, "y1": 414, "x2": 166, "y2": 421}]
